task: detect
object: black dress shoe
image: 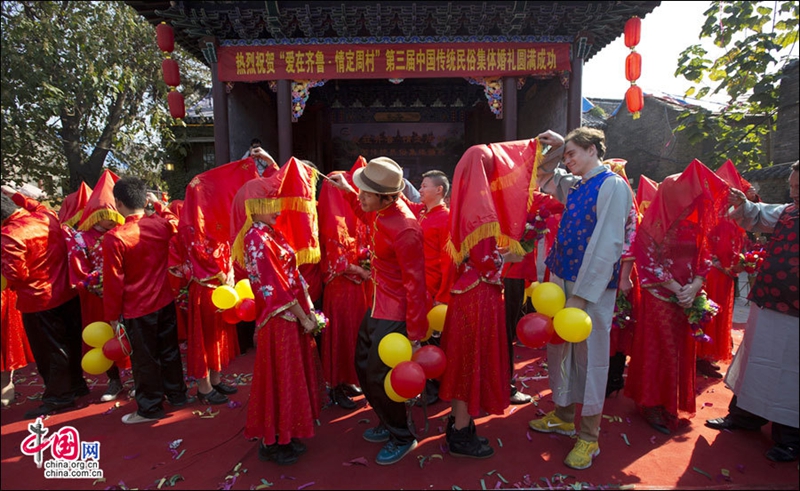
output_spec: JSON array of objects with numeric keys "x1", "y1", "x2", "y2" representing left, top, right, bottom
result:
[
  {"x1": 765, "y1": 444, "x2": 800, "y2": 462},
  {"x1": 24, "y1": 402, "x2": 74, "y2": 419},
  {"x1": 342, "y1": 384, "x2": 362, "y2": 397},
  {"x1": 696, "y1": 359, "x2": 723, "y2": 378},
  {"x1": 197, "y1": 389, "x2": 229, "y2": 405},
  {"x1": 332, "y1": 387, "x2": 356, "y2": 410},
  {"x1": 290, "y1": 438, "x2": 307, "y2": 455},
  {"x1": 167, "y1": 394, "x2": 197, "y2": 407},
  {"x1": 212, "y1": 382, "x2": 238, "y2": 395},
  {"x1": 705, "y1": 416, "x2": 759, "y2": 431},
  {"x1": 258, "y1": 442, "x2": 299, "y2": 465},
  {"x1": 73, "y1": 385, "x2": 91, "y2": 398}
]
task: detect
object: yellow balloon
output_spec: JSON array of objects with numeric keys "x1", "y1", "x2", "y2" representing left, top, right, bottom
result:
[
  {"x1": 553, "y1": 307, "x2": 593, "y2": 343},
  {"x1": 422, "y1": 327, "x2": 434, "y2": 342},
  {"x1": 212, "y1": 285, "x2": 240, "y2": 310},
  {"x1": 1, "y1": 275, "x2": 6, "y2": 291},
  {"x1": 378, "y1": 332, "x2": 412, "y2": 368},
  {"x1": 427, "y1": 304, "x2": 447, "y2": 332},
  {"x1": 523, "y1": 281, "x2": 540, "y2": 304},
  {"x1": 531, "y1": 282, "x2": 566, "y2": 317},
  {"x1": 82, "y1": 321, "x2": 115, "y2": 348},
  {"x1": 234, "y1": 279, "x2": 255, "y2": 300},
  {"x1": 384, "y1": 369, "x2": 408, "y2": 403},
  {"x1": 82, "y1": 348, "x2": 114, "y2": 375}
]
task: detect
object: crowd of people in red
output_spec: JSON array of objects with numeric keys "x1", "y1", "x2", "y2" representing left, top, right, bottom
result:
[{"x1": 2, "y1": 128, "x2": 797, "y2": 471}]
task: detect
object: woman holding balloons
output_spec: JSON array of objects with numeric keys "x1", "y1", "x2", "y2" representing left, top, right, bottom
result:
[{"x1": 233, "y1": 166, "x2": 324, "y2": 466}]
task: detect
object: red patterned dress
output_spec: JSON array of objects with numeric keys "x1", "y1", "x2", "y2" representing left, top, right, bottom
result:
[
  {"x1": 320, "y1": 234, "x2": 368, "y2": 389},
  {"x1": 439, "y1": 237, "x2": 510, "y2": 417},
  {"x1": 626, "y1": 219, "x2": 712, "y2": 424},
  {"x1": 244, "y1": 222, "x2": 323, "y2": 445}
]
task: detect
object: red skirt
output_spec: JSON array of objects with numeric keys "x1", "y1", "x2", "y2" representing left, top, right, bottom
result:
[
  {"x1": 186, "y1": 282, "x2": 239, "y2": 378},
  {"x1": 696, "y1": 268, "x2": 733, "y2": 363},
  {"x1": 245, "y1": 317, "x2": 324, "y2": 445},
  {"x1": 625, "y1": 290, "x2": 697, "y2": 421},
  {"x1": 439, "y1": 282, "x2": 510, "y2": 417},
  {"x1": 321, "y1": 276, "x2": 367, "y2": 386},
  {"x1": 1, "y1": 289, "x2": 34, "y2": 372}
]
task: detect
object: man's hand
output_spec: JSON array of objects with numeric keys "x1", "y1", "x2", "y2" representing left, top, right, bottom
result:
[
  {"x1": 729, "y1": 188, "x2": 747, "y2": 208},
  {"x1": 1, "y1": 185, "x2": 17, "y2": 197},
  {"x1": 536, "y1": 130, "x2": 565, "y2": 149},
  {"x1": 329, "y1": 173, "x2": 356, "y2": 194},
  {"x1": 565, "y1": 295, "x2": 587, "y2": 311}
]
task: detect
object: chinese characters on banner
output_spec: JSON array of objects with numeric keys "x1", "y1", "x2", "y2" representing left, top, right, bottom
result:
[{"x1": 217, "y1": 42, "x2": 570, "y2": 82}]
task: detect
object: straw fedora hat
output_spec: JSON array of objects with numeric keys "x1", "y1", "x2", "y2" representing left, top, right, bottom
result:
[{"x1": 353, "y1": 157, "x2": 406, "y2": 195}]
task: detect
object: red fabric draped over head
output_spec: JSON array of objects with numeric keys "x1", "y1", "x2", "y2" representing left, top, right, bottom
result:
[
  {"x1": 318, "y1": 157, "x2": 366, "y2": 247},
  {"x1": 181, "y1": 157, "x2": 260, "y2": 246},
  {"x1": 77, "y1": 169, "x2": 124, "y2": 231},
  {"x1": 59, "y1": 182, "x2": 92, "y2": 228},
  {"x1": 716, "y1": 159, "x2": 753, "y2": 194},
  {"x1": 712, "y1": 160, "x2": 749, "y2": 269},
  {"x1": 635, "y1": 174, "x2": 659, "y2": 219},
  {"x1": 230, "y1": 157, "x2": 319, "y2": 268},
  {"x1": 446, "y1": 138, "x2": 542, "y2": 262},
  {"x1": 636, "y1": 159, "x2": 730, "y2": 267}
]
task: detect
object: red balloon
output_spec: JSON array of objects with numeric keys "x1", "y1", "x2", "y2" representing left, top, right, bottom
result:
[
  {"x1": 549, "y1": 329, "x2": 567, "y2": 345},
  {"x1": 516, "y1": 313, "x2": 554, "y2": 349},
  {"x1": 222, "y1": 308, "x2": 241, "y2": 324},
  {"x1": 390, "y1": 361, "x2": 426, "y2": 399},
  {"x1": 236, "y1": 298, "x2": 256, "y2": 322},
  {"x1": 102, "y1": 338, "x2": 126, "y2": 362},
  {"x1": 411, "y1": 345, "x2": 447, "y2": 379}
]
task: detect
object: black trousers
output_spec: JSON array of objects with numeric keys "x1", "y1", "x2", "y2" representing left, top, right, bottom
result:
[
  {"x1": 727, "y1": 395, "x2": 800, "y2": 447},
  {"x1": 126, "y1": 302, "x2": 186, "y2": 419},
  {"x1": 22, "y1": 296, "x2": 86, "y2": 406},
  {"x1": 354, "y1": 309, "x2": 414, "y2": 445},
  {"x1": 503, "y1": 277, "x2": 533, "y2": 393}
]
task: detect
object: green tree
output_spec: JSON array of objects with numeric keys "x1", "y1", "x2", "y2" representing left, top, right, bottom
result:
[
  {"x1": 674, "y1": 1, "x2": 798, "y2": 169},
  {"x1": 1, "y1": 1, "x2": 209, "y2": 199}
]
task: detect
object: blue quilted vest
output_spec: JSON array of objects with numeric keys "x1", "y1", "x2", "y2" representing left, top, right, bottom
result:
[{"x1": 546, "y1": 168, "x2": 619, "y2": 289}]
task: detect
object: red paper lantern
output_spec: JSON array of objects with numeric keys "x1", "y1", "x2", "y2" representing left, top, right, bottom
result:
[
  {"x1": 411, "y1": 345, "x2": 447, "y2": 380},
  {"x1": 516, "y1": 313, "x2": 555, "y2": 349},
  {"x1": 167, "y1": 90, "x2": 185, "y2": 119},
  {"x1": 626, "y1": 85, "x2": 644, "y2": 119},
  {"x1": 625, "y1": 52, "x2": 642, "y2": 82},
  {"x1": 162, "y1": 58, "x2": 181, "y2": 88},
  {"x1": 390, "y1": 361, "x2": 426, "y2": 399},
  {"x1": 624, "y1": 17, "x2": 641, "y2": 48},
  {"x1": 156, "y1": 22, "x2": 174, "y2": 53}
]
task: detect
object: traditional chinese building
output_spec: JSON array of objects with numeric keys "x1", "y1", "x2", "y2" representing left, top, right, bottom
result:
[{"x1": 126, "y1": 1, "x2": 660, "y2": 184}]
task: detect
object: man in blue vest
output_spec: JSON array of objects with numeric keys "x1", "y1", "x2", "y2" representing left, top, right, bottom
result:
[{"x1": 527, "y1": 127, "x2": 631, "y2": 470}]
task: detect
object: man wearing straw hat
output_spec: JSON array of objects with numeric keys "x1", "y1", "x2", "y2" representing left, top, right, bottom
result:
[{"x1": 330, "y1": 157, "x2": 429, "y2": 465}]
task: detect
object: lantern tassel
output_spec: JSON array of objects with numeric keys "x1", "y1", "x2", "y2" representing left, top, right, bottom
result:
[{"x1": 633, "y1": 111, "x2": 641, "y2": 120}]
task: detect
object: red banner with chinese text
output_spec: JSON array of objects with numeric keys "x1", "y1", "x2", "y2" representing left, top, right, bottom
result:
[{"x1": 217, "y1": 42, "x2": 570, "y2": 81}]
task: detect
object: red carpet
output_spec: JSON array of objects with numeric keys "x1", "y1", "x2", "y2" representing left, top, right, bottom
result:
[{"x1": 2, "y1": 323, "x2": 798, "y2": 490}]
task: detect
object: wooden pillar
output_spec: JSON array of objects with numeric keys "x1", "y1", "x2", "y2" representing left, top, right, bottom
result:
[
  {"x1": 503, "y1": 77, "x2": 518, "y2": 141},
  {"x1": 210, "y1": 61, "x2": 230, "y2": 166},
  {"x1": 567, "y1": 55, "x2": 583, "y2": 133},
  {"x1": 277, "y1": 79, "x2": 292, "y2": 165}
]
